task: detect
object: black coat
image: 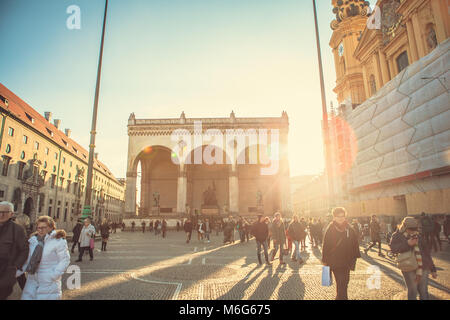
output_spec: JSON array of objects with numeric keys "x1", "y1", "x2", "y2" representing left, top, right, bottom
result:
[
  {"x1": 322, "y1": 221, "x2": 360, "y2": 270},
  {"x1": 184, "y1": 221, "x2": 193, "y2": 232},
  {"x1": 0, "y1": 219, "x2": 29, "y2": 287},
  {"x1": 251, "y1": 221, "x2": 269, "y2": 242},
  {"x1": 287, "y1": 221, "x2": 303, "y2": 241},
  {"x1": 72, "y1": 223, "x2": 83, "y2": 243}
]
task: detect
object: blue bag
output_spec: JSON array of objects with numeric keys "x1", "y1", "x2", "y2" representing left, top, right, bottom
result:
[{"x1": 322, "y1": 266, "x2": 333, "y2": 286}]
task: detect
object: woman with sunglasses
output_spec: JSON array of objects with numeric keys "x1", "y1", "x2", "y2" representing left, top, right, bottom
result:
[
  {"x1": 19, "y1": 216, "x2": 70, "y2": 300},
  {"x1": 389, "y1": 217, "x2": 437, "y2": 300}
]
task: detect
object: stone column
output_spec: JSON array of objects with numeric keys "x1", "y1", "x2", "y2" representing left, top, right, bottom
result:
[
  {"x1": 229, "y1": 168, "x2": 239, "y2": 215},
  {"x1": 379, "y1": 50, "x2": 390, "y2": 85},
  {"x1": 388, "y1": 58, "x2": 396, "y2": 78},
  {"x1": 362, "y1": 64, "x2": 370, "y2": 100},
  {"x1": 20, "y1": 192, "x2": 26, "y2": 214},
  {"x1": 412, "y1": 12, "x2": 426, "y2": 58},
  {"x1": 430, "y1": 0, "x2": 447, "y2": 44},
  {"x1": 177, "y1": 168, "x2": 187, "y2": 216},
  {"x1": 372, "y1": 52, "x2": 382, "y2": 90},
  {"x1": 406, "y1": 19, "x2": 419, "y2": 63},
  {"x1": 125, "y1": 171, "x2": 137, "y2": 217}
]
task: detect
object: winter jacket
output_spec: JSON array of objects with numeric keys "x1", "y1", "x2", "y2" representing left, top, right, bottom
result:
[
  {"x1": 72, "y1": 223, "x2": 83, "y2": 243},
  {"x1": 20, "y1": 230, "x2": 70, "y2": 300},
  {"x1": 322, "y1": 221, "x2": 360, "y2": 270},
  {"x1": 78, "y1": 224, "x2": 96, "y2": 247},
  {"x1": 420, "y1": 217, "x2": 434, "y2": 234},
  {"x1": 184, "y1": 221, "x2": 193, "y2": 233},
  {"x1": 271, "y1": 220, "x2": 286, "y2": 243},
  {"x1": 0, "y1": 219, "x2": 29, "y2": 288},
  {"x1": 251, "y1": 221, "x2": 269, "y2": 242},
  {"x1": 100, "y1": 224, "x2": 110, "y2": 238},
  {"x1": 389, "y1": 231, "x2": 436, "y2": 273},
  {"x1": 370, "y1": 220, "x2": 381, "y2": 242},
  {"x1": 287, "y1": 221, "x2": 303, "y2": 241}
]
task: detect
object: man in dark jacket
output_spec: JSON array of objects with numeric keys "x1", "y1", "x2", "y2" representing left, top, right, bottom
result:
[
  {"x1": 420, "y1": 212, "x2": 434, "y2": 249},
  {"x1": 322, "y1": 207, "x2": 360, "y2": 300},
  {"x1": 288, "y1": 215, "x2": 304, "y2": 263},
  {"x1": 364, "y1": 215, "x2": 384, "y2": 257},
  {"x1": 71, "y1": 219, "x2": 83, "y2": 253},
  {"x1": 184, "y1": 219, "x2": 193, "y2": 243},
  {"x1": 251, "y1": 215, "x2": 271, "y2": 266},
  {"x1": 271, "y1": 212, "x2": 287, "y2": 265},
  {"x1": 0, "y1": 201, "x2": 29, "y2": 300}
]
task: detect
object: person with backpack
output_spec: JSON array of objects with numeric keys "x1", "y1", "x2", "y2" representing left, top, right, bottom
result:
[
  {"x1": 322, "y1": 207, "x2": 360, "y2": 300},
  {"x1": 390, "y1": 217, "x2": 437, "y2": 300}
]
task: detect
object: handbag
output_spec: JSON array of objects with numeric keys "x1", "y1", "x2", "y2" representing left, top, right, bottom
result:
[
  {"x1": 89, "y1": 235, "x2": 95, "y2": 249},
  {"x1": 322, "y1": 266, "x2": 333, "y2": 286},
  {"x1": 396, "y1": 249, "x2": 418, "y2": 272}
]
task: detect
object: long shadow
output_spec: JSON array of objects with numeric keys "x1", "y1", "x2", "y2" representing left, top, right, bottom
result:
[
  {"x1": 359, "y1": 254, "x2": 405, "y2": 287},
  {"x1": 216, "y1": 265, "x2": 267, "y2": 300},
  {"x1": 277, "y1": 270, "x2": 306, "y2": 300},
  {"x1": 247, "y1": 263, "x2": 285, "y2": 300}
]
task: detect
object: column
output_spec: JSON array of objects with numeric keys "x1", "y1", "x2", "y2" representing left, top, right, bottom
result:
[
  {"x1": 412, "y1": 12, "x2": 426, "y2": 58},
  {"x1": 406, "y1": 19, "x2": 419, "y2": 63},
  {"x1": 20, "y1": 192, "x2": 26, "y2": 214},
  {"x1": 176, "y1": 168, "x2": 187, "y2": 215},
  {"x1": 362, "y1": 64, "x2": 370, "y2": 100},
  {"x1": 229, "y1": 168, "x2": 239, "y2": 215},
  {"x1": 388, "y1": 58, "x2": 396, "y2": 79},
  {"x1": 125, "y1": 171, "x2": 137, "y2": 217},
  {"x1": 379, "y1": 50, "x2": 390, "y2": 84},
  {"x1": 373, "y1": 51, "x2": 383, "y2": 90},
  {"x1": 430, "y1": 0, "x2": 447, "y2": 44}
]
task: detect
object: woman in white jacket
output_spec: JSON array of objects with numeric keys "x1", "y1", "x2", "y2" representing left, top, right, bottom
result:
[
  {"x1": 75, "y1": 218, "x2": 96, "y2": 262},
  {"x1": 19, "y1": 216, "x2": 70, "y2": 300}
]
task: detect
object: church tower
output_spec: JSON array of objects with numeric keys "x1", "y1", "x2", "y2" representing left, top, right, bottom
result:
[{"x1": 329, "y1": 0, "x2": 371, "y2": 107}]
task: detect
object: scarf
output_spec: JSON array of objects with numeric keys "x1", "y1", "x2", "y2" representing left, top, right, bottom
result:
[
  {"x1": 26, "y1": 234, "x2": 45, "y2": 275},
  {"x1": 403, "y1": 231, "x2": 423, "y2": 276}
]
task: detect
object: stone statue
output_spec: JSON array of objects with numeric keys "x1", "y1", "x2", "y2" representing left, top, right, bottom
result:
[
  {"x1": 153, "y1": 192, "x2": 160, "y2": 207},
  {"x1": 202, "y1": 182, "x2": 217, "y2": 206},
  {"x1": 256, "y1": 189, "x2": 263, "y2": 206}
]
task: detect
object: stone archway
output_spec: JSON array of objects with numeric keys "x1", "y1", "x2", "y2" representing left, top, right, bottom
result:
[{"x1": 23, "y1": 197, "x2": 33, "y2": 217}]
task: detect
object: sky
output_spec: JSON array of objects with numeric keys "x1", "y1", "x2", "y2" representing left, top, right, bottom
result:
[{"x1": 0, "y1": 0, "x2": 347, "y2": 179}]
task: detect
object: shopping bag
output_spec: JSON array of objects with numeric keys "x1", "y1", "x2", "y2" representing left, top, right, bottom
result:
[
  {"x1": 321, "y1": 266, "x2": 332, "y2": 286},
  {"x1": 90, "y1": 238, "x2": 95, "y2": 249}
]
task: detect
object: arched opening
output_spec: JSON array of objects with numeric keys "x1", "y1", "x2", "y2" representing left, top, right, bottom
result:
[
  {"x1": 184, "y1": 145, "x2": 231, "y2": 217},
  {"x1": 23, "y1": 197, "x2": 33, "y2": 217},
  {"x1": 137, "y1": 146, "x2": 179, "y2": 216}
]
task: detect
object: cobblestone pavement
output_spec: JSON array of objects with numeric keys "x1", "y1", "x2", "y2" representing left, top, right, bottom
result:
[{"x1": 8, "y1": 229, "x2": 450, "y2": 300}]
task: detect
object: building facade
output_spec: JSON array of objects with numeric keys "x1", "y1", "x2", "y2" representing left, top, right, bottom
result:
[
  {"x1": 0, "y1": 83, "x2": 125, "y2": 231},
  {"x1": 125, "y1": 112, "x2": 292, "y2": 218},
  {"x1": 326, "y1": 0, "x2": 450, "y2": 217}
]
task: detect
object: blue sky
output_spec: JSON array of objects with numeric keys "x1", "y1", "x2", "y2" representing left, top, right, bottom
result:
[{"x1": 0, "y1": 0, "x2": 345, "y2": 178}]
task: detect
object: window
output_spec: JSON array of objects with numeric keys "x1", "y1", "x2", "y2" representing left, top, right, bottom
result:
[
  {"x1": 51, "y1": 174, "x2": 56, "y2": 188},
  {"x1": 61, "y1": 169, "x2": 64, "y2": 176},
  {"x1": 67, "y1": 180, "x2": 71, "y2": 193},
  {"x1": 396, "y1": 51, "x2": 409, "y2": 73},
  {"x1": 25, "y1": 113, "x2": 35, "y2": 123},
  {"x1": 53, "y1": 166, "x2": 56, "y2": 173},
  {"x1": 69, "y1": 161, "x2": 73, "y2": 167},
  {"x1": 43, "y1": 161, "x2": 47, "y2": 169},
  {"x1": 5, "y1": 144, "x2": 11, "y2": 154},
  {"x1": 46, "y1": 128, "x2": 53, "y2": 137},
  {"x1": 17, "y1": 162, "x2": 26, "y2": 180},
  {"x1": 0, "y1": 190, "x2": 4, "y2": 198},
  {"x1": 54, "y1": 152, "x2": 58, "y2": 160},
  {"x1": 8, "y1": 127, "x2": 14, "y2": 136},
  {"x1": 41, "y1": 170, "x2": 47, "y2": 181},
  {"x1": 62, "y1": 157, "x2": 66, "y2": 164},
  {"x1": 20, "y1": 151, "x2": 25, "y2": 160},
  {"x1": 23, "y1": 135, "x2": 28, "y2": 144},
  {"x1": 48, "y1": 206, "x2": 52, "y2": 217},
  {"x1": 45, "y1": 147, "x2": 49, "y2": 155},
  {"x1": 426, "y1": 25, "x2": 437, "y2": 50},
  {"x1": 62, "y1": 140, "x2": 68, "y2": 146},
  {"x1": 34, "y1": 141, "x2": 39, "y2": 150},
  {"x1": 2, "y1": 156, "x2": 11, "y2": 176}
]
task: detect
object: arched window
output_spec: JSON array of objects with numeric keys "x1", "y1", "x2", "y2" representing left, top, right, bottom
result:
[{"x1": 369, "y1": 75, "x2": 377, "y2": 96}]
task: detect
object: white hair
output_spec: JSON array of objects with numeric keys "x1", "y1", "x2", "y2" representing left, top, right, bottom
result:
[{"x1": 0, "y1": 201, "x2": 14, "y2": 212}]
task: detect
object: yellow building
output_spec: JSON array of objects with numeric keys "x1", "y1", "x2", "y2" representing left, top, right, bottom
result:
[
  {"x1": 0, "y1": 83, "x2": 125, "y2": 231},
  {"x1": 327, "y1": 0, "x2": 450, "y2": 217}
]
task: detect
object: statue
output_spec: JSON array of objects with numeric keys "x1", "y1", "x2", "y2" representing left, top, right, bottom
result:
[
  {"x1": 153, "y1": 192, "x2": 160, "y2": 207},
  {"x1": 256, "y1": 189, "x2": 263, "y2": 206},
  {"x1": 202, "y1": 182, "x2": 217, "y2": 206}
]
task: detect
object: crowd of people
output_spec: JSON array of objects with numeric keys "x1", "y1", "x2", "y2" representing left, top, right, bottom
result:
[{"x1": 1, "y1": 197, "x2": 449, "y2": 301}]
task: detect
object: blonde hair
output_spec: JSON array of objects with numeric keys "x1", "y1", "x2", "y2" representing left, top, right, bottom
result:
[{"x1": 34, "y1": 215, "x2": 66, "y2": 239}]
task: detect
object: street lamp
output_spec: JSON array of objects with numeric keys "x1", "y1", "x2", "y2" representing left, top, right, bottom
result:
[
  {"x1": 312, "y1": 0, "x2": 335, "y2": 209},
  {"x1": 83, "y1": 0, "x2": 109, "y2": 217}
]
